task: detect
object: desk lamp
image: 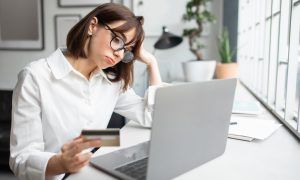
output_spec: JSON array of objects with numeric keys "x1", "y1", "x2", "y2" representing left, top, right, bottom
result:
[
  {"x1": 145, "y1": 26, "x2": 183, "y2": 87},
  {"x1": 153, "y1": 26, "x2": 183, "y2": 52}
]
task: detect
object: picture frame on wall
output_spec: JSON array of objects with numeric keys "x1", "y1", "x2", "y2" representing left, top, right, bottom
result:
[
  {"x1": 58, "y1": 0, "x2": 112, "y2": 7},
  {"x1": 0, "y1": 0, "x2": 44, "y2": 50},
  {"x1": 55, "y1": 15, "x2": 81, "y2": 49}
]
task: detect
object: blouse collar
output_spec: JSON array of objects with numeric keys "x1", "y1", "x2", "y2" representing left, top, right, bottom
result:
[{"x1": 46, "y1": 48, "x2": 112, "y2": 84}]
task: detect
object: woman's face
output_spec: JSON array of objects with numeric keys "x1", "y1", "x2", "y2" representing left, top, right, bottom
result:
[{"x1": 87, "y1": 18, "x2": 136, "y2": 69}]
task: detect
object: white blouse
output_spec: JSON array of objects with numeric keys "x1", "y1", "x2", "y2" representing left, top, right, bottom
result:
[{"x1": 9, "y1": 48, "x2": 168, "y2": 180}]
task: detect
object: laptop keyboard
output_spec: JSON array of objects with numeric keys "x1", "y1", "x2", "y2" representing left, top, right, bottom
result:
[{"x1": 115, "y1": 157, "x2": 148, "y2": 180}]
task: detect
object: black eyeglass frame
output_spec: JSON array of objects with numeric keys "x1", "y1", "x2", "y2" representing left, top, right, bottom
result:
[{"x1": 99, "y1": 20, "x2": 135, "y2": 63}]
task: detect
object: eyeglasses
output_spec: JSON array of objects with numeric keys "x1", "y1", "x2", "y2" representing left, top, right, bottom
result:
[{"x1": 99, "y1": 21, "x2": 135, "y2": 63}]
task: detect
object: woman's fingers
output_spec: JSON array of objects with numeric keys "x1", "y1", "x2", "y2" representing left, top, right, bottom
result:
[
  {"x1": 68, "y1": 140, "x2": 101, "y2": 157},
  {"x1": 74, "y1": 134, "x2": 82, "y2": 141},
  {"x1": 61, "y1": 138, "x2": 82, "y2": 153},
  {"x1": 140, "y1": 42, "x2": 143, "y2": 51},
  {"x1": 137, "y1": 42, "x2": 143, "y2": 57},
  {"x1": 69, "y1": 138, "x2": 83, "y2": 149},
  {"x1": 59, "y1": 138, "x2": 100, "y2": 173},
  {"x1": 70, "y1": 152, "x2": 92, "y2": 166},
  {"x1": 70, "y1": 159, "x2": 90, "y2": 173}
]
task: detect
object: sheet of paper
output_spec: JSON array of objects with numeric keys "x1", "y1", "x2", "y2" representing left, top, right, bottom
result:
[
  {"x1": 230, "y1": 116, "x2": 275, "y2": 124},
  {"x1": 229, "y1": 116, "x2": 282, "y2": 140}
]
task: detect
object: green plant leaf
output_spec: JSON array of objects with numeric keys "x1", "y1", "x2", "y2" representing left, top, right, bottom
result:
[
  {"x1": 229, "y1": 47, "x2": 238, "y2": 60},
  {"x1": 224, "y1": 28, "x2": 231, "y2": 63},
  {"x1": 183, "y1": 0, "x2": 217, "y2": 60},
  {"x1": 183, "y1": 28, "x2": 198, "y2": 36},
  {"x1": 186, "y1": 1, "x2": 194, "y2": 8},
  {"x1": 216, "y1": 27, "x2": 238, "y2": 63}
]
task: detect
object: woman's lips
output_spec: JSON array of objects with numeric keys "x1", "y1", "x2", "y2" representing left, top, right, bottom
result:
[{"x1": 106, "y1": 56, "x2": 115, "y2": 65}]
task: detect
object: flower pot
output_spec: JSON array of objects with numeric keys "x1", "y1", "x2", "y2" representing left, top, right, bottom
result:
[
  {"x1": 216, "y1": 63, "x2": 239, "y2": 80},
  {"x1": 182, "y1": 60, "x2": 216, "y2": 82}
]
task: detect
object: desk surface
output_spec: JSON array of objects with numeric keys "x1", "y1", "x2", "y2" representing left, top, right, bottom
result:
[{"x1": 68, "y1": 83, "x2": 300, "y2": 180}]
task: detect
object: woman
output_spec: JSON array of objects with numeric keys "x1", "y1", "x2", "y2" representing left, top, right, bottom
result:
[{"x1": 10, "y1": 3, "x2": 169, "y2": 180}]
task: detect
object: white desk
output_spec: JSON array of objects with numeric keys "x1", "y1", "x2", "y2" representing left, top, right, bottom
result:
[{"x1": 68, "y1": 83, "x2": 300, "y2": 180}]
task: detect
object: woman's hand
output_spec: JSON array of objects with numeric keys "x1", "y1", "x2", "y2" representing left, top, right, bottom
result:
[
  {"x1": 135, "y1": 43, "x2": 156, "y2": 67},
  {"x1": 59, "y1": 137, "x2": 100, "y2": 173},
  {"x1": 46, "y1": 135, "x2": 101, "y2": 177},
  {"x1": 134, "y1": 43, "x2": 163, "y2": 86}
]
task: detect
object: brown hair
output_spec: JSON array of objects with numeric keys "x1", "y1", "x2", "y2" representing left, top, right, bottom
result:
[{"x1": 67, "y1": 3, "x2": 144, "y2": 92}]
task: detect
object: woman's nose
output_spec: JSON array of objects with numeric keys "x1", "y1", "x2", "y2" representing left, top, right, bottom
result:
[{"x1": 113, "y1": 49, "x2": 124, "y2": 60}]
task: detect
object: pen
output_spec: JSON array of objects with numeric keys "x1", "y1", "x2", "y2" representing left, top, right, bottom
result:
[{"x1": 230, "y1": 122, "x2": 237, "y2": 125}]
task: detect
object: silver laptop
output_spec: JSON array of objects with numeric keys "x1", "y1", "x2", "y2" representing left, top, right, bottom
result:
[{"x1": 89, "y1": 78, "x2": 237, "y2": 180}]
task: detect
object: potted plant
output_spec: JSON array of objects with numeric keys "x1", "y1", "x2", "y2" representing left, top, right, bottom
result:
[
  {"x1": 216, "y1": 27, "x2": 239, "y2": 81},
  {"x1": 182, "y1": 0, "x2": 217, "y2": 82}
]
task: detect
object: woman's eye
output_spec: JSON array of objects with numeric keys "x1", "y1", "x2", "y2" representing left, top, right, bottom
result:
[{"x1": 113, "y1": 38, "x2": 120, "y2": 43}]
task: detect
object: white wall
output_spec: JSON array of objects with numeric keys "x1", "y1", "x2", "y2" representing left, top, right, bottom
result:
[
  {"x1": 131, "y1": 0, "x2": 224, "y2": 96},
  {"x1": 0, "y1": 0, "x2": 223, "y2": 92}
]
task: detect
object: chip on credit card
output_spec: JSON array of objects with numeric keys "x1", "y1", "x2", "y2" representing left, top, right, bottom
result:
[{"x1": 82, "y1": 129, "x2": 120, "y2": 147}]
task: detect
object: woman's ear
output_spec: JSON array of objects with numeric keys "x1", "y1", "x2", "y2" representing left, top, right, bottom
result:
[{"x1": 88, "y1": 17, "x2": 99, "y2": 36}]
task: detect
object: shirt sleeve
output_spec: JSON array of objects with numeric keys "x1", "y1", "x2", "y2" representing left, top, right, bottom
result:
[
  {"x1": 9, "y1": 66, "x2": 62, "y2": 180},
  {"x1": 113, "y1": 83, "x2": 172, "y2": 127}
]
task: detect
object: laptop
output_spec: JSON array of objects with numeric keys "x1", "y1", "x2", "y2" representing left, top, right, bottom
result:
[{"x1": 89, "y1": 78, "x2": 237, "y2": 180}]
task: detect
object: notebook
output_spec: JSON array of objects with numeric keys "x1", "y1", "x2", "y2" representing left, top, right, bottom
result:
[{"x1": 232, "y1": 101, "x2": 262, "y2": 116}]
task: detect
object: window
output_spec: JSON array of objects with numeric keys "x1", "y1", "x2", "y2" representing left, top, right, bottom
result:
[{"x1": 238, "y1": 0, "x2": 300, "y2": 137}]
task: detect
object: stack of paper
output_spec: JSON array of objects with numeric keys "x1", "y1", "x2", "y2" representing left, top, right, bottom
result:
[
  {"x1": 228, "y1": 116, "x2": 282, "y2": 142},
  {"x1": 232, "y1": 101, "x2": 262, "y2": 116}
]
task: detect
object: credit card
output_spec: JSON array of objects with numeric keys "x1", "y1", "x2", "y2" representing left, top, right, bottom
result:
[{"x1": 82, "y1": 129, "x2": 120, "y2": 147}]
